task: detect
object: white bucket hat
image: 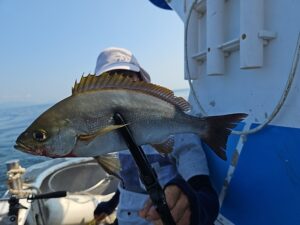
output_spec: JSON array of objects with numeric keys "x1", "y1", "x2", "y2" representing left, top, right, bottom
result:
[{"x1": 94, "y1": 47, "x2": 151, "y2": 82}]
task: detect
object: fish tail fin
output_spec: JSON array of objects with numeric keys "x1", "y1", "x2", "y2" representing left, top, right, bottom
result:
[{"x1": 200, "y1": 113, "x2": 247, "y2": 160}]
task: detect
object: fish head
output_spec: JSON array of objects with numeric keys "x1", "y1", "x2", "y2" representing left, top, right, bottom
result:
[{"x1": 14, "y1": 110, "x2": 78, "y2": 158}]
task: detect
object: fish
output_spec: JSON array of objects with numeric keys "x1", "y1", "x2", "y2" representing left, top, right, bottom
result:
[{"x1": 14, "y1": 73, "x2": 247, "y2": 163}]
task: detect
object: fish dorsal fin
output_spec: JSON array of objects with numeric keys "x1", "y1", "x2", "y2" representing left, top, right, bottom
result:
[{"x1": 72, "y1": 73, "x2": 190, "y2": 112}]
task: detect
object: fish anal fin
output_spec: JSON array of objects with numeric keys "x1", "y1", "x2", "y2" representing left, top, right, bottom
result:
[
  {"x1": 78, "y1": 124, "x2": 127, "y2": 142},
  {"x1": 151, "y1": 137, "x2": 174, "y2": 154}
]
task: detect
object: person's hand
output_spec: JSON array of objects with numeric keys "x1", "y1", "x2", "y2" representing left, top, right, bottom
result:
[{"x1": 139, "y1": 185, "x2": 191, "y2": 225}]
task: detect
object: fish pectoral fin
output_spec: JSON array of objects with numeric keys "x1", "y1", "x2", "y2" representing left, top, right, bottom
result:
[
  {"x1": 78, "y1": 133, "x2": 97, "y2": 141},
  {"x1": 151, "y1": 137, "x2": 174, "y2": 154},
  {"x1": 94, "y1": 153, "x2": 122, "y2": 181},
  {"x1": 78, "y1": 124, "x2": 128, "y2": 141}
]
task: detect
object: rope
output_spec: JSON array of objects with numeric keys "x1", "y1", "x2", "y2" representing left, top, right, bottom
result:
[{"x1": 7, "y1": 168, "x2": 26, "y2": 175}]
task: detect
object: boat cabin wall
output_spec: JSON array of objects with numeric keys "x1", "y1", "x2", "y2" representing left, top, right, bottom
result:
[{"x1": 170, "y1": 0, "x2": 300, "y2": 129}]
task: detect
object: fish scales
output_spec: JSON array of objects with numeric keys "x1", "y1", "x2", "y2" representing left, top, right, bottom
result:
[{"x1": 69, "y1": 89, "x2": 187, "y2": 142}]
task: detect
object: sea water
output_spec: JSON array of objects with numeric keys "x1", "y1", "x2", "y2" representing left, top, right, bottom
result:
[{"x1": 0, "y1": 104, "x2": 51, "y2": 196}]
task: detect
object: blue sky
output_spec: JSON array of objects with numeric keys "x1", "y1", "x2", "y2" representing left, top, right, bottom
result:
[{"x1": 0, "y1": 0, "x2": 187, "y2": 105}]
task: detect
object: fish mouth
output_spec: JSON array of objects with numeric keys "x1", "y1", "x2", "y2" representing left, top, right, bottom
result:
[
  {"x1": 14, "y1": 141, "x2": 75, "y2": 158},
  {"x1": 14, "y1": 142, "x2": 32, "y2": 152},
  {"x1": 14, "y1": 142, "x2": 44, "y2": 156}
]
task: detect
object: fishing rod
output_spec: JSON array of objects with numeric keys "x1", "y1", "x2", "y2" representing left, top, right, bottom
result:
[
  {"x1": 0, "y1": 191, "x2": 67, "y2": 224},
  {"x1": 113, "y1": 112, "x2": 176, "y2": 225}
]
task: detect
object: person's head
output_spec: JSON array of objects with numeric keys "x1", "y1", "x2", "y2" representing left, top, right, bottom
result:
[{"x1": 94, "y1": 47, "x2": 151, "y2": 82}]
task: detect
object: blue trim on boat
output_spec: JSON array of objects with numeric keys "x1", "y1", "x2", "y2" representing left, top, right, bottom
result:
[
  {"x1": 148, "y1": 0, "x2": 172, "y2": 10},
  {"x1": 204, "y1": 124, "x2": 300, "y2": 225}
]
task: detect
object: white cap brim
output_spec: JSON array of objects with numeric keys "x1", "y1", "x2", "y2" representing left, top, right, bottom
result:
[{"x1": 95, "y1": 62, "x2": 140, "y2": 76}]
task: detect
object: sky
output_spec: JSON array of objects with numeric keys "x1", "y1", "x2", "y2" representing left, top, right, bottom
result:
[{"x1": 0, "y1": 0, "x2": 187, "y2": 105}]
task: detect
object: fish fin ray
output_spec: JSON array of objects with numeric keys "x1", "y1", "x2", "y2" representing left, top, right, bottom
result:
[
  {"x1": 94, "y1": 154, "x2": 123, "y2": 181},
  {"x1": 200, "y1": 113, "x2": 247, "y2": 160},
  {"x1": 72, "y1": 73, "x2": 190, "y2": 112},
  {"x1": 151, "y1": 137, "x2": 174, "y2": 154}
]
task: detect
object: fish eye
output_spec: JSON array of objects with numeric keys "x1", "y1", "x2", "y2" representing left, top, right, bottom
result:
[{"x1": 33, "y1": 129, "x2": 48, "y2": 142}]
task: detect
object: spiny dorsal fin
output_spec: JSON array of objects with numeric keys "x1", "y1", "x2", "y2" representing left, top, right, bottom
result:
[{"x1": 72, "y1": 73, "x2": 190, "y2": 111}]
